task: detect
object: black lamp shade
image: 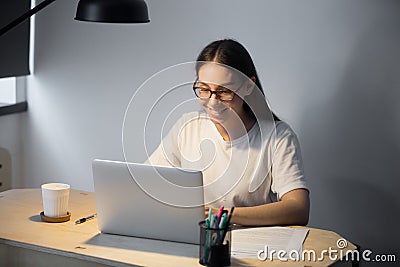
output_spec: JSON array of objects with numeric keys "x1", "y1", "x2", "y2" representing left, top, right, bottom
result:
[{"x1": 75, "y1": 0, "x2": 150, "y2": 23}]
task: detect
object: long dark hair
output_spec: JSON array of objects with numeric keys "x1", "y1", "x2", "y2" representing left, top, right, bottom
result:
[{"x1": 195, "y1": 39, "x2": 280, "y2": 121}]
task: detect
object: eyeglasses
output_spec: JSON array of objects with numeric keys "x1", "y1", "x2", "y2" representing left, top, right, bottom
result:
[{"x1": 192, "y1": 80, "x2": 245, "y2": 101}]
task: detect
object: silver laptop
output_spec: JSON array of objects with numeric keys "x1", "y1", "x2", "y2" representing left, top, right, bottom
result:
[{"x1": 92, "y1": 159, "x2": 205, "y2": 244}]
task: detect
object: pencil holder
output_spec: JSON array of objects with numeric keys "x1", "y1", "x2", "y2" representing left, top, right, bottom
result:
[{"x1": 198, "y1": 221, "x2": 232, "y2": 267}]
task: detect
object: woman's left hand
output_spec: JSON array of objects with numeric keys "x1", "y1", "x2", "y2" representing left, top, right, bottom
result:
[
  {"x1": 205, "y1": 206, "x2": 231, "y2": 219},
  {"x1": 204, "y1": 206, "x2": 219, "y2": 219}
]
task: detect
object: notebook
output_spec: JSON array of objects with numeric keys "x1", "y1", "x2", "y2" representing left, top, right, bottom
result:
[{"x1": 92, "y1": 159, "x2": 205, "y2": 244}]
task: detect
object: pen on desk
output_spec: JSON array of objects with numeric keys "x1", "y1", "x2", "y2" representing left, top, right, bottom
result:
[{"x1": 75, "y1": 213, "x2": 97, "y2": 224}]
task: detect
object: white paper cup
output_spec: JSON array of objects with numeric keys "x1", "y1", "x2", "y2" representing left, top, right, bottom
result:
[{"x1": 41, "y1": 183, "x2": 70, "y2": 217}]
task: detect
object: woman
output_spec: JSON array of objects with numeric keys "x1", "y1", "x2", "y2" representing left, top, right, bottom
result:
[{"x1": 148, "y1": 39, "x2": 309, "y2": 226}]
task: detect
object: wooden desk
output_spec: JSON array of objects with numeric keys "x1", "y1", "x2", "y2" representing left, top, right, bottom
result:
[{"x1": 0, "y1": 189, "x2": 356, "y2": 267}]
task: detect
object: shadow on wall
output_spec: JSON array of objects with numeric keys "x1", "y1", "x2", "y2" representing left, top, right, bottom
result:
[{"x1": 301, "y1": 5, "x2": 400, "y2": 264}]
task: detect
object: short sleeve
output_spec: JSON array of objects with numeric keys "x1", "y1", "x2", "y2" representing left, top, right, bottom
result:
[
  {"x1": 270, "y1": 122, "x2": 308, "y2": 200},
  {"x1": 146, "y1": 118, "x2": 183, "y2": 167}
]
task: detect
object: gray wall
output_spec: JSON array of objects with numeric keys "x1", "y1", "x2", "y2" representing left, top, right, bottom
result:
[{"x1": 1, "y1": 0, "x2": 399, "y2": 264}]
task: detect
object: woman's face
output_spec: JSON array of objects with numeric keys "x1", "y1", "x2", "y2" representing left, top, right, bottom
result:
[{"x1": 197, "y1": 63, "x2": 250, "y2": 125}]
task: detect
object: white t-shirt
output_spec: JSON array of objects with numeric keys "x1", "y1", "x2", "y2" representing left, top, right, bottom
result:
[{"x1": 147, "y1": 111, "x2": 307, "y2": 207}]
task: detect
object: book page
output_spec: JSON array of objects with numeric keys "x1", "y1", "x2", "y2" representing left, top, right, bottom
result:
[{"x1": 231, "y1": 227, "x2": 309, "y2": 260}]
